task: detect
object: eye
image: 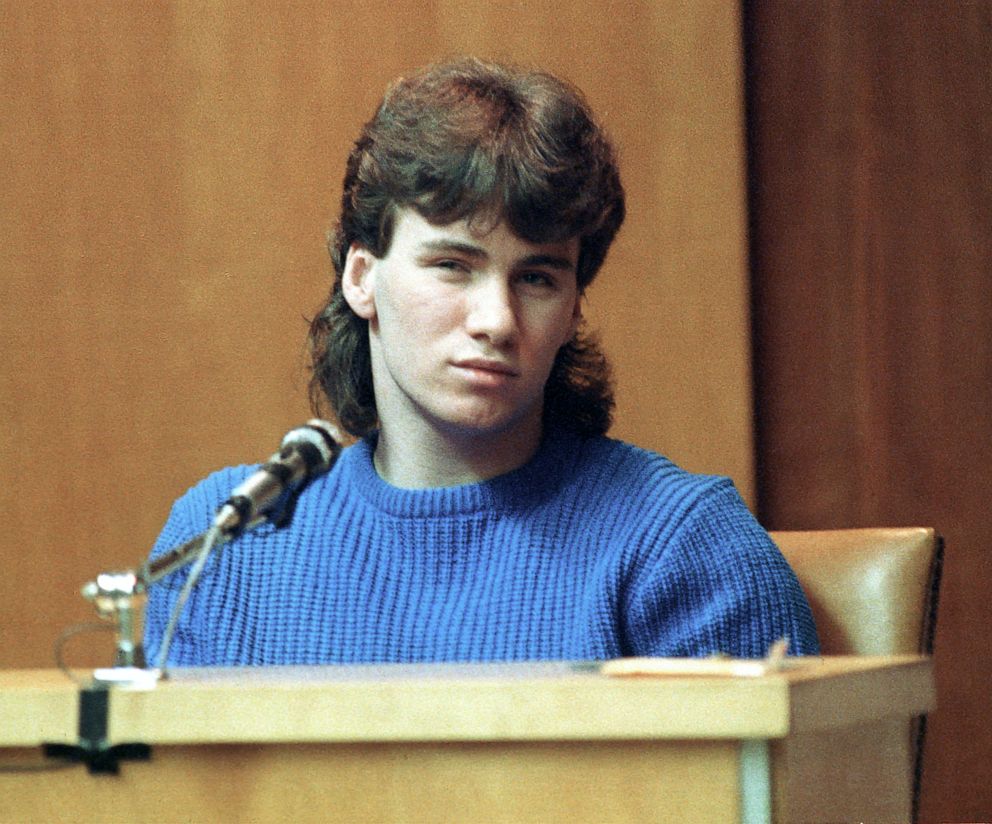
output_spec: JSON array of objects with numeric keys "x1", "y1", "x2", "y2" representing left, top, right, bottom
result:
[
  {"x1": 432, "y1": 258, "x2": 471, "y2": 277},
  {"x1": 518, "y1": 271, "x2": 557, "y2": 289}
]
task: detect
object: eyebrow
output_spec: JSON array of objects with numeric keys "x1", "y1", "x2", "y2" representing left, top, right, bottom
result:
[{"x1": 418, "y1": 239, "x2": 576, "y2": 271}]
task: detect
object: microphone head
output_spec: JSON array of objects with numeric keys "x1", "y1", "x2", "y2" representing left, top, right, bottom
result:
[{"x1": 281, "y1": 419, "x2": 344, "y2": 472}]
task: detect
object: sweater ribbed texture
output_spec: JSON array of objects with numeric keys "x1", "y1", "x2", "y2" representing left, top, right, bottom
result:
[{"x1": 144, "y1": 429, "x2": 819, "y2": 666}]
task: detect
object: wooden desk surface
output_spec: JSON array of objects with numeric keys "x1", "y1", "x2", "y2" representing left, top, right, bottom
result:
[{"x1": 1, "y1": 655, "x2": 933, "y2": 747}]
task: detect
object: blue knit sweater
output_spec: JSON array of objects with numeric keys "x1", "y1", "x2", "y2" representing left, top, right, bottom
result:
[{"x1": 143, "y1": 429, "x2": 818, "y2": 666}]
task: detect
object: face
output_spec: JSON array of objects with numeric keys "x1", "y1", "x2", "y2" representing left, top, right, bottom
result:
[{"x1": 342, "y1": 207, "x2": 581, "y2": 445}]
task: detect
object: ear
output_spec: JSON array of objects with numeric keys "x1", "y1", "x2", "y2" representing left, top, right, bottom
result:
[{"x1": 341, "y1": 244, "x2": 378, "y2": 320}]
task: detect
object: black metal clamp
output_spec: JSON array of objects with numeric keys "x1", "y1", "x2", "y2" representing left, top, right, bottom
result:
[{"x1": 43, "y1": 684, "x2": 151, "y2": 775}]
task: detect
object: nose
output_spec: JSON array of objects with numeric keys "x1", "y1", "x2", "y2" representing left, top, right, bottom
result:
[{"x1": 465, "y1": 279, "x2": 517, "y2": 346}]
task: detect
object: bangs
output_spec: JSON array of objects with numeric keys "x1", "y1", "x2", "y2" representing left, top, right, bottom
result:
[{"x1": 405, "y1": 126, "x2": 607, "y2": 250}]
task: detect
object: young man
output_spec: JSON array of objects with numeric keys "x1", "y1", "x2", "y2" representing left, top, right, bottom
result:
[{"x1": 144, "y1": 58, "x2": 818, "y2": 666}]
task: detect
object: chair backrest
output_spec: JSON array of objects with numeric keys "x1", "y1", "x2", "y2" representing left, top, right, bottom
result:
[
  {"x1": 770, "y1": 527, "x2": 943, "y2": 656},
  {"x1": 771, "y1": 527, "x2": 943, "y2": 824}
]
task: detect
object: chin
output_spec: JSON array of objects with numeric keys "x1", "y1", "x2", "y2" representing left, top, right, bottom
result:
[{"x1": 435, "y1": 402, "x2": 538, "y2": 439}]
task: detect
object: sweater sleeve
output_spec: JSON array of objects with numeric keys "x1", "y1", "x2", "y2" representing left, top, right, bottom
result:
[{"x1": 624, "y1": 479, "x2": 820, "y2": 658}]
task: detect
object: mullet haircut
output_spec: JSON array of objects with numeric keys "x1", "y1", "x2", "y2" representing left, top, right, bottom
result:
[{"x1": 308, "y1": 57, "x2": 626, "y2": 438}]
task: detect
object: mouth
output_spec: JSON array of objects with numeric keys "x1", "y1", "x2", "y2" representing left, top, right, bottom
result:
[{"x1": 452, "y1": 358, "x2": 520, "y2": 378}]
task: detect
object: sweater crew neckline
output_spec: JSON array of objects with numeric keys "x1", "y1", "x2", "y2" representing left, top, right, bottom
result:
[{"x1": 344, "y1": 429, "x2": 578, "y2": 518}]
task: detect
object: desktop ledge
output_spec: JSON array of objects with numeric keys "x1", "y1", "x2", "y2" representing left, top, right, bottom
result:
[{"x1": 0, "y1": 655, "x2": 933, "y2": 747}]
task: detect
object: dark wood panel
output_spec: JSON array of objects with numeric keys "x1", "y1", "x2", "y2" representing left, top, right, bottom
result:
[{"x1": 745, "y1": 2, "x2": 992, "y2": 820}]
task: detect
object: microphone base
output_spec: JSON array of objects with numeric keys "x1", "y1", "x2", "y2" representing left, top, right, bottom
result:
[{"x1": 92, "y1": 666, "x2": 162, "y2": 689}]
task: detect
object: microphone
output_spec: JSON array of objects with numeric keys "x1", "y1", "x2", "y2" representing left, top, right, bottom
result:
[{"x1": 212, "y1": 419, "x2": 343, "y2": 536}]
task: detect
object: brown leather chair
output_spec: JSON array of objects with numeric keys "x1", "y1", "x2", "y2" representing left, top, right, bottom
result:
[
  {"x1": 770, "y1": 527, "x2": 944, "y2": 823},
  {"x1": 770, "y1": 527, "x2": 943, "y2": 657}
]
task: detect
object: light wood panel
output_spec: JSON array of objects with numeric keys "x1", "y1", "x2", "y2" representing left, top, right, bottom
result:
[
  {"x1": 1, "y1": 1, "x2": 753, "y2": 669},
  {"x1": 0, "y1": 740, "x2": 742, "y2": 824}
]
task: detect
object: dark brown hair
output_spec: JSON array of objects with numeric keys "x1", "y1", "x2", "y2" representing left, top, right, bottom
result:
[{"x1": 308, "y1": 57, "x2": 625, "y2": 438}]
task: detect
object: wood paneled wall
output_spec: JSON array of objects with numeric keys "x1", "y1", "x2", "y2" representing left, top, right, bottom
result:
[
  {"x1": 745, "y1": 2, "x2": 992, "y2": 820},
  {"x1": 1, "y1": 3, "x2": 753, "y2": 668}
]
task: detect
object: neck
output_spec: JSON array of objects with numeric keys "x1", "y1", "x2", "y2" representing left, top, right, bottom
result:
[{"x1": 373, "y1": 416, "x2": 543, "y2": 489}]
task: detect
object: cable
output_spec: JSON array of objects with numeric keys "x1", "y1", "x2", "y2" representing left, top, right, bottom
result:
[
  {"x1": 53, "y1": 621, "x2": 118, "y2": 686},
  {"x1": 154, "y1": 521, "x2": 224, "y2": 672}
]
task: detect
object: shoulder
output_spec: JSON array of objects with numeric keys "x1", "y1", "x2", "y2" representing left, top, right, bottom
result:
[
  {"x1": 150, "y1": 464, "x2": 258, "y2": 555},
  {"x1": 558, "y1": 431, "x2": 781, "y2": 568},
  {"x1": 559, "y1": 432, "x2": 734, "y2": 525},
  {"x1": 590, "y1": 437, "x2": 719, "y2": 484},
  {"x1": 150, "y1": 439, "x2": 367, "y2": 554},
  {"x1": 169, "y1": 464, "x2": 259, "y2": 516}
]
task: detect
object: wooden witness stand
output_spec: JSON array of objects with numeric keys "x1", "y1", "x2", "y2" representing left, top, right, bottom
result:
[{"x1": 0, "y1": 656, "x2": 932, "y2": 823}]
